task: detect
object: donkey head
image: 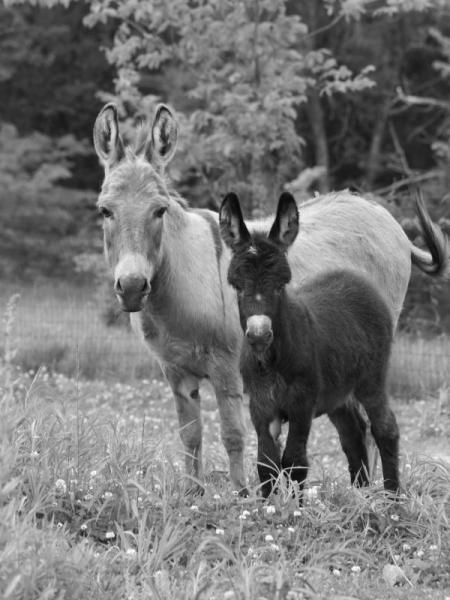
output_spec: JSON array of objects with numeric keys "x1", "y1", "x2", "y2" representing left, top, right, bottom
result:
[
  {"x1": 219, "y1": 191, "x2": 299, "y2": 353},
  {"x1": 93, "y1": 103, "x2": 178, "y2": 312}
]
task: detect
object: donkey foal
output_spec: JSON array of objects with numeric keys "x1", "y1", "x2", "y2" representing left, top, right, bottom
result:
[{"x1": 220, "y1": 191, "x2": 400, "y2": 499}]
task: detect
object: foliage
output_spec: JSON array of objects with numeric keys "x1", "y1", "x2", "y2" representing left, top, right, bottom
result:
[
  {"x1": 85, "y1": 0, "x2": 375, "y2": 214},
  {"x1": 0, "y1": 122, "x2": 99, "y2": 279}
]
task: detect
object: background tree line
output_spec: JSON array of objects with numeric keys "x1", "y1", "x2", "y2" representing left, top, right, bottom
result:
[{"x1": 1, "y1": 0, "x2": 449, "y2": 332}]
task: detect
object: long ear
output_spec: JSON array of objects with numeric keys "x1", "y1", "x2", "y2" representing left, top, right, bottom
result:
[
  {"x1": 93, "y1": 103, "x2": 125, "y2": 169},
  {"x1": 269, "y1": 192, "x2": 299, "y2": 248},
  {"x1": 219, "y1": 192, "x2": 251, "y2": 249},
  {"x1": 143, "y1": 104, "x2": 178, "y2": 168}
]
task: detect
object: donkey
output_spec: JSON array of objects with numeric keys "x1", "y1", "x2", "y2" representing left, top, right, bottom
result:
[
  {"x1": 92, "y1": 102, "x2": 447, "y2": 495},
  {"x1": 220, "y1": 191, "x2": 400, "y2": 497}
]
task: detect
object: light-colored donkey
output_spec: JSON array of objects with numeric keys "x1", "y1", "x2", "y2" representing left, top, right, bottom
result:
[{"x1": 93, "y1": 103, "x2": 447, "y2": 494}]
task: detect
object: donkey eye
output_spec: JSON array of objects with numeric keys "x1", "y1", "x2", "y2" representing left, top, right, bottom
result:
[
  {"x1": 98, "y1": 206, "x2": 113, "y2": 219},
  {"x1": 154, "y1": 206, "x2": 167, "y2": 218}
]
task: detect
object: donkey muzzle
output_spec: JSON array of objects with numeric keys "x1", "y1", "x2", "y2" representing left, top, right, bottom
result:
[
  {"x1": 114, "y1": 275, "x2": 150, "y2": 312},
  {"x1": 246, "y1": 315, "x2": 273, "y2": 352}
]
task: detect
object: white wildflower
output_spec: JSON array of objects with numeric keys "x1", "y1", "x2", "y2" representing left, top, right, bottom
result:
[
  {"x1": 55, "y1": 479, "x2": 67, "y2": 495},
  {"x1": 270, "y1": 543, "x2": 280, "y2": 551},
  {"x1": 351, "y1": 565, "x2": 361, "y2": 574},
  {"x1": 332, "y1": 568, "x2": 341, "y2": 576},
  {"x1": 105, "y1": 531, "x2": 115, "y2": 540},
  {"x1": 265, "y1": 505, "x2": 276, "y2": 515},
  {"x1": 265, "y1": 534, "x2": 274, "y2": 542},
  {"x1": 390, "y1": 514, "x2": 399, "y2": 522},
  {"x1": 402, "y1": 543, "x2": 411, "y2": 551},
  {"x1": 215, "y1": 528, "x2": 225, "y2": 535}
]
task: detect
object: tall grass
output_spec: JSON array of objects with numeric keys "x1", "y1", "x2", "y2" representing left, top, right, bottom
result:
[
  {"x1": 1, "y1": 289, "x2": 449, "y2": 599},
  {"x1": 1, "y1": 282, "x2": 449, "y2": 395}
]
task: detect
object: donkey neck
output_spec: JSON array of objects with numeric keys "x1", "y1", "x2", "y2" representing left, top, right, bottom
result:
[
  {"x1": 271, "y1": 291, "x2": 316, "y2": 368},
  {"x1": 145, "y1": 197, "x2": 237, "y2": 346}
]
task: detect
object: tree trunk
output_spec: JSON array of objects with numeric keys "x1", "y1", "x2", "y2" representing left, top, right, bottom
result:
[
  {"x1": 306, "y1": 88, "x2": 330, "y2": 194},
  {"x1": 366, "y1": 100, "x2": 391, "y2": 188}
]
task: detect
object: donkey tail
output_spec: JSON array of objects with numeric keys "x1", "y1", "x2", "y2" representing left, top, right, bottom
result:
[{"x1": 410, "y1": 194, "x2": 448, "y2": 276}]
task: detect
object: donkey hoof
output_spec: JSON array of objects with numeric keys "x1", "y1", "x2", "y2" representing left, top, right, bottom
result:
[{"x1": 237, "y1": 486, "x2": 249, "y2": 498}]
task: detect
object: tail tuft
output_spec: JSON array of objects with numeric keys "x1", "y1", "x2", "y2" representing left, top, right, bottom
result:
[{"x1": 411, "y1": 193, "x2": 448, "y2": 277}]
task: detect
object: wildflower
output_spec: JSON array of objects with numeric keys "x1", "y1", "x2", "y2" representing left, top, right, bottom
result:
[
  {"x1": 270, "y1": 543, "x2": 280, "y2": 551},
  {"x1": 429, "y1": 544, "x2": 438, "y2": 551},
  {"x1": 416, "y1": 549, "x2": 424, "y2": 558},
  {"x1": 213, "y1": 493, "x2": 221, "y2": 500},
  {"x1": 265, "y1": 505, "x2": 276, "y2": 515},
  {"x1": 105, "y1": 531, "x2": 115, "y2": 540},
  {"x1": 55, "y1": 479, "x2": 67, "y2": 495},
  {"x1": 30, "y1": 451, "x2": 39, "y2": 458},
  {"x1": 126, "y1": 548, "x2": 137, "y2": 557},
  {"x1": 351, "y1": 565, "x2": 361, "y2": 574},
  {"x1": 288, "y1": 526, "x2": 295, "y2": 533},
  {"x1": 238, "y1": 514, "x2": 246, "y2": 520},
  {"x1": 103, "y1": 491, "x2": 113, "y2": 500},
  {"x1": 252, "y1": 508, "x2": 258, "y2": 514},
  {"x1": 390, "y1": 514, "x2": 399, "y2": 522},
  {"x1": 293, "y1": 509, "x2": 303, "y2": 517},
  {"x1": 57, "y1": 522, "x2": 63, "y2": 528},
  {"x1": 332, "y1": 568, "x2": 341, "y2": 576},
  {"x1": 90, "y1": 470, "x2": 97, "y2": 478},
  {"x1": 402, "y1": 543, "x2": 411, "y2": 552},
  {"x1": 83, "y1": 493, "x2": 93, "y2": 501},
  {"x1": 265, "y1": 534, "x2": 274, "y2": 542},
  {"x1": 215, "y1": 528, "x2": 225, "y2": 535},
  {"x1": 154, "y1": 483, "x2": 161, "y2": 491},
  {"x1": 242, "y1": 510, "x2": 250, "y2": 517},
  {"x1": 232, "y1": 490, "x2": 239, "y2": 496},
  {"x1": 80, "y1": 524, "x2": 87, "y2": 531},
  {"x1": 190, "y1": 505, "x2": 199, "y2": 512}
]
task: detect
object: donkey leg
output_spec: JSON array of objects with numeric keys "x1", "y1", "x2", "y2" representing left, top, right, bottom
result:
[
  {"x1": 257, "y1": 427, "x2": 282, "y2": 498},
  {"x1": 360, "y1": 393, "x2": 400, "y2": 494},
  {"x1": 328, "y1": 402, "x2": 370, "y2": 486},
  {"x1": 166, "y1": 368, "x2": 203, "y2": 489},
  {"x1": 210, "y1": 362, "x2": 247, "y2": 495},
  {"x1": 282, "y1": 421, "x2": 311, "y2": 498}
]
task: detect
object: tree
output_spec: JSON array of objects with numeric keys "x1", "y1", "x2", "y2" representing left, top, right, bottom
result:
[{"x1": 85, "y1": 0, "x2": 374, "y2": 214}]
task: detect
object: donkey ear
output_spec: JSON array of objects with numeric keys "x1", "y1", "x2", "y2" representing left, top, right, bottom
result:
[
  {"x1": 219, "y1": 192, "x2": 251, "y2": 249},
  {"x1": 93, "y1": 103, "x2": 125, "y2": 169},
  {"x1": 146, "y1": 104, "x2": 178, "y2": 167},
  {"x1": 269, "y1": 192, "x2": 299, "y2": 248}
]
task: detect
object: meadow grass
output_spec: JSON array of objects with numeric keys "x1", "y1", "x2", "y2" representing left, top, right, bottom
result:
[
  {"x1": 1, "y1": 283, "x2": 449, "y2": 599},
  {"x1": 1, "y1": 281, "x2": 449, "y2": 395}
]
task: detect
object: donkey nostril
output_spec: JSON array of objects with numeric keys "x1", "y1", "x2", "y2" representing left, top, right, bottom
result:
[
  {"x1": 115, "y1": 278, "x2": 123, "y2": 294},
  {"x1": 141, "y1": 279, "x2": 150, "y2": 293}
]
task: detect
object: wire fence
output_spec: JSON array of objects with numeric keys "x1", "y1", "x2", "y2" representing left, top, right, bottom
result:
[{"x1": 1, "y1": 283, "x2": 449, "y2": 395}]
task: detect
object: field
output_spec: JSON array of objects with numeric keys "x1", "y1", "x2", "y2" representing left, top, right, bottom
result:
[{"x1": 1, "y1": 285, "x2": 449, "y2": 599}]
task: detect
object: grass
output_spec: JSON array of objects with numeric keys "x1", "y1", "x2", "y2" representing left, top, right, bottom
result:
[
  {"x1": 0, "y1": 283, "x2": 449, "y2": 598},
  {"x1": 0, "y1": 281, "x2": 155, "y2": 381},
  {"x1": 1, "y1": 281, "x2": 449, "y2": 395},
  {"x1": 1, "y1": 292, "x2": 450, "y2": 599}
]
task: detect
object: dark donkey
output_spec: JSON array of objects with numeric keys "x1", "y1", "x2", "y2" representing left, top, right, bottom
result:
[
  {"x1": 93, "y1": 102, "x2": 446, "y2": 495},
  {"x1": 220, "y1": 191, "x2": 400, "y2": 497}
]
